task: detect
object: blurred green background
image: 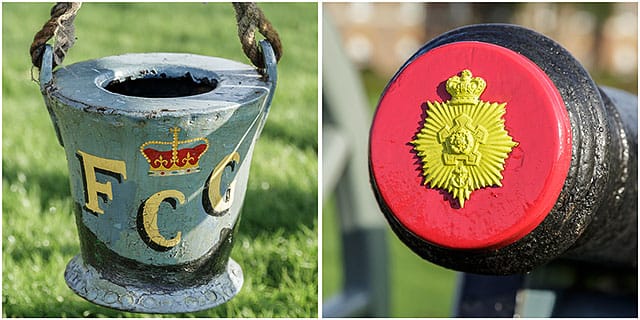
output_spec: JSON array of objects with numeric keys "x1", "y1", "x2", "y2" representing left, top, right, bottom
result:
[
  {"x1": 321, "y1": 74, "x2": 458, "y2": 318},
  {"x1": 323, "y1": 2, "x2": 637, "y2": 317},
  {"x1": 3, "y1": 2, "x2": 317, "y2": 317}
]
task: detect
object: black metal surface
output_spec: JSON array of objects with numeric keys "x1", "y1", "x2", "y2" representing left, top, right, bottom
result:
[
  {"x1": 74, "y1": 203, "x2": 237, "y2": 290},
  {"x1": 520, "y1": 259, "x2": 638, "y2": 317},
  {"x1": 453, "y1": 259, "x2": 637, "y2": 317},
  {"x1": 564, "y1": 87, "x2": 638, "y2": 267},
  {"x1": 454, "y1": 273, "x2": 524, "y2": 317},
  {"x1": 371, "y1": 24, "x2": 638, "y2": 275},
  {"x1": 550, "y1": 291, "x2": 637, "y2": 317}
]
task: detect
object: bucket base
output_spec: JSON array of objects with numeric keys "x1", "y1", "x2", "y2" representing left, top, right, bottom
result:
[{"x1": 64, "y1": 255, "x2": 243, "y2": 313}]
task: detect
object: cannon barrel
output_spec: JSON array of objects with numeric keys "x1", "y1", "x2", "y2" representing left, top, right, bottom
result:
[{"x1": 369, "y1": 24, "x2": 637, "y2": 275}]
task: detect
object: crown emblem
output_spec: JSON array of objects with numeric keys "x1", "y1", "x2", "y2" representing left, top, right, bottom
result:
[
  {"x1": 140, "y1": 127, "x2": 209, "y2": 176},
  {"x1": 411, "y1": 69, "x2": 518, "y2": 208},
  {"x1": 446, "y1": 69, "x2": 487, "y2": 105}
]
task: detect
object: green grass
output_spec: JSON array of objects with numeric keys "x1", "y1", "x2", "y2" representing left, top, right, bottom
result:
[
  {"x1": 3, "y1": 2, "x2": 317, "y2": 317},
  {"x1": 321, "y1": 69, "x2": 457, "y2": 317}
]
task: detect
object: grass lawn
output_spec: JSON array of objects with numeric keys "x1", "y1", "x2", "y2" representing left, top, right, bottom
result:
[{"x1": 3, "y1": 2, "x2": 317, "y2": 317}]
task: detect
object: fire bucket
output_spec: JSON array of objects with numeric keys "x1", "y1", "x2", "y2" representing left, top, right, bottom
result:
[{"x1": 34, "y1": 5, "x2": 279, "y2": 313}]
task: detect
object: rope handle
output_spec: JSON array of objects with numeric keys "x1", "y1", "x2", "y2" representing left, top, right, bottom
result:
[
  {"x1": 232, "y1": 2, "x2": 283, "y2": 68},
  {"x1": 30, "y1": 2, "x2": 81, "y2": 69},
  {"x1": 30, "y1": 2, "x2": 283, "y2": 70}
]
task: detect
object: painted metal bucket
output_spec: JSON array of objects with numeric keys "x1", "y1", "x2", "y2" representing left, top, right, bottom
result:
[{"x1": 38, "y1": 41, "x2": 277, "y2": 313}]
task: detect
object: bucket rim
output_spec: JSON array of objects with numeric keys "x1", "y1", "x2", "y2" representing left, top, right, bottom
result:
[{"x1": 45, "y1": 52, "x2": 272, "y2": 117}]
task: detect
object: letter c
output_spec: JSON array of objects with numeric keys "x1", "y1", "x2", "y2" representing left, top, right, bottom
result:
[{"x1": 138, "y1": 189, "x2": 185, "y2": 250}]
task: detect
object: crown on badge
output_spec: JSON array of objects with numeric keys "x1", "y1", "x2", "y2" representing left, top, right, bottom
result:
[
  {"x1": 140, "y1": 127, "x2": 209, "y2": 176},
  {"x1": 446, "y1": 69, "x2": 487, "y2": 105}
]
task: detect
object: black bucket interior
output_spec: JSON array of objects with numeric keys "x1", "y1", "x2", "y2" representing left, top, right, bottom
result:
[{"x1": 105, "y1": 71, "x2": 217, "y2": 98}]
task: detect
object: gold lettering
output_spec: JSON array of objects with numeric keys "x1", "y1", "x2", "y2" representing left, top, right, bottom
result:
[
  {"x1": 141, "y1": 189, "x2": 185, "y2": 248},
  {"x1": 77, "y1": 150, "x2": 127, "y2": 214},
  {"x1": 206, "y1": 152, "x2": 241, "y2": 213}
]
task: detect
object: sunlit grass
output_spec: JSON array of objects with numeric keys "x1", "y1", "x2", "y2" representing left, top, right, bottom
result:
[{"x1": 3, "y1": 2, "x2": 317, "y2": 317}]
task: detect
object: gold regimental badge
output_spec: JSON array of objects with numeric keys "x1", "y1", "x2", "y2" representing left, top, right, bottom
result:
[{"x1": 411, "y1": 69, "x2": 518, "y2": 208}]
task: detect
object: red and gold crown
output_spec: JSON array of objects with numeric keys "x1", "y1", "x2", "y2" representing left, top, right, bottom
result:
[{"x1": 140, "y1": 127, "x2": 209, "y2": 176}]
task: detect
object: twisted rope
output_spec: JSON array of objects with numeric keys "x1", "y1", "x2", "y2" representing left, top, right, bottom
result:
[
  {"x1": 232, "y1": 2, "x2": 283, "y2": 68},
  {"x1": 30, "y1": 2, "x2": 282, "y2": 70},
  {"x1": 30, "y1": 2, "x2": 81, "y2": 69}
]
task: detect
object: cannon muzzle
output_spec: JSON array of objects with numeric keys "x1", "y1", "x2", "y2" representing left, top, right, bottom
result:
[{"x1": 369, "y1": 24, "x2": 637, "y2": 275}]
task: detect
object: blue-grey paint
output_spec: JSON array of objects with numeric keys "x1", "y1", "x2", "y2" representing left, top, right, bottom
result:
[{"x1": 38, "y1": 41, "x2": 277, "y2": 313}]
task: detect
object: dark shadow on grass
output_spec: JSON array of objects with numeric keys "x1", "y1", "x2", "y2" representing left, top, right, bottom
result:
[
  {"x1": 3, "y1": 295, "x2": 143, "y2": 318},
  {"x1": 261, "y1": 122, "x2": 318, "y2": 153},
  {"x1": 2, "y1": 158, "x2": 71, "y2": 214},
  {"x1": 7, "y1": 240, "x2": 78, "y2": 265},
  {"x1": 239, "y1": 179, "x2": 317, "y2": 238}
]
